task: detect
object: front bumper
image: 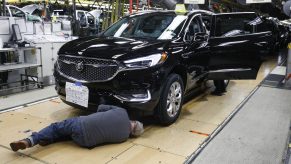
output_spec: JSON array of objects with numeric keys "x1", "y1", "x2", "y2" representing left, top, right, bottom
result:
[{"x1": 54, "y1": 67, "x2": 167, "y2": 112}]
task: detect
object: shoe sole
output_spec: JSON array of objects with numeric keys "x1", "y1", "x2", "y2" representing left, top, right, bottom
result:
[{"x1": 10, "y1": 142, "x2": 26, "y2": 151}]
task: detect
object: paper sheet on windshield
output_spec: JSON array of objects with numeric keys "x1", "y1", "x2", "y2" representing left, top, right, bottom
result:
[{"x1": 158, "y1": 15, "x2": 187, "y2": 40}]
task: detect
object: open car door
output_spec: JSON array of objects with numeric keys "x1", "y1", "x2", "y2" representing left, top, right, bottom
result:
[{"x1": 207, "y1": 13, "x2": 269, "y2": 80}]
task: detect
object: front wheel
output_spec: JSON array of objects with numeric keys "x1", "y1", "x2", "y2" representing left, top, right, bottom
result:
[{"x1": 156, "y1": 74, "x2": 184, "y2": 126}]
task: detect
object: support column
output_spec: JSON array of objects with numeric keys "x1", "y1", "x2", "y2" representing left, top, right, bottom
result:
[
  {"x1": 3, "y1": 0, "x2": 6, "y2": 16},
  {"x1": 129, "y1": 0, "x2": 132, "y2": 14},
  {"x1": 285, "y1": 43, "x2": 291, "y2": 87},
  {"x1": 72, "y1": 0, "x2": 77, "y2": 35}
]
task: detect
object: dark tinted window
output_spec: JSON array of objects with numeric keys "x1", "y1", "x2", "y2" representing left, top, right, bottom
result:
[
  {"x1": 9, "y1": 7, "x2": 25, "y2": 18},
  {"x1": 185, "y1": 16, "x2": 203, "y2": 41},
  {"x1": 103, "y1": 13, "x2": 176, "y2": 39},
  {"x1": 201, "y1": 14, "x2": 212, "y2": 31},
  {"x1": 214, "y1": 13, "x2": 257, "y2": 37},
  {"x1": 256, "y1": 19, "x2": 274, "y2": 33}
]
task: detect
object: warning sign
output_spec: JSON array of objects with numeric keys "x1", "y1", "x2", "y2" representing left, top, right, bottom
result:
[
  {"x1": 184, "y1": 0, "x2": 205, "y2": 4},
  {"x1": 246, "y1": 0, "x2": 271, "y2": 4}
]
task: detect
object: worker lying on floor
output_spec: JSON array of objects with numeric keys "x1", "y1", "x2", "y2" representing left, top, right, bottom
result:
[{"x1": 10, "y1": 105, "x2": 144, "y2": 151}]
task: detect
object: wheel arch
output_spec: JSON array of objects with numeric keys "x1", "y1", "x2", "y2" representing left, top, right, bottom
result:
[{"x1": 169, "y1": 65, "x2": 187, "y2": 91}]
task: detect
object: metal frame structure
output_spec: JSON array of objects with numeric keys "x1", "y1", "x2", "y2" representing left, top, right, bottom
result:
[{"x1": 0, "y1": 47, "x2": 44, "y2": 95}]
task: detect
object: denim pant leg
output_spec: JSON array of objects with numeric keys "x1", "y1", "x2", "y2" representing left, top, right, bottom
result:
[
  {"x1": 70, "y1": 118, "x2": 88, "y2": 148},
  {"x1": 30, "y1": 117, "x2": 80, "y2": 146}
]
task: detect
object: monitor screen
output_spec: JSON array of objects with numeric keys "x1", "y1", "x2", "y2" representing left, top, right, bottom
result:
[{"x1": 12, "y1": 24, "x2": 22, "y2": 41}]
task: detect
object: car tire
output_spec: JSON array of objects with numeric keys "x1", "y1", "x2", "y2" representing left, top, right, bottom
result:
[{"x1": 156, "y1": 73, "x2": 184, "y2": 126}]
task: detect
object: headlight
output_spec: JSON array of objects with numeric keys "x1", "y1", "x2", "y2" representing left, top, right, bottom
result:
[{"x1": 124, "y1": 52, "x2": 167, "y2": 69}]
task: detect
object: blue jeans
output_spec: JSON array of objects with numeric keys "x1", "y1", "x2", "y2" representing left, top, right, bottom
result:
[{"x1": 29, "y1": 117, "x2": 88, "y2": 147}]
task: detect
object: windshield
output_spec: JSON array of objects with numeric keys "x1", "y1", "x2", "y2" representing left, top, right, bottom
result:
[{"x1": 103, "y1": 13, "x2": 187, "y2": 40}]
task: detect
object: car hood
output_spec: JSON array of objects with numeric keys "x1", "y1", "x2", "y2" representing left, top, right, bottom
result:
[
  {"x1": 59, "y1": 37, "x2": 170, "y2": 60},
  {"x1": 21, "y1": 4, "x2": 43, "y2": 14}
]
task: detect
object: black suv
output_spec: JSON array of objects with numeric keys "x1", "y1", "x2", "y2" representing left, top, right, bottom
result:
[{"x1": 54, "y1": 10, "x2": 268, "y2": 125}]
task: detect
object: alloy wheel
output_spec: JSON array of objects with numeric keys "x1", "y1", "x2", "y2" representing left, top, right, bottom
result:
[{"x1": 166, "y1": 81, "x2": 182, "y2": 117}]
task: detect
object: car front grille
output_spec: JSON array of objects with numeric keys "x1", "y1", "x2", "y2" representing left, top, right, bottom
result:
[{"x1": 57, "y1": 56, "x2": 119, "y2": 82}]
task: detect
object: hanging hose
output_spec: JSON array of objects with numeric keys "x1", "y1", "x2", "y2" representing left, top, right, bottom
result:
[{"x1": 160, "y1": 0, "x2": 179, "y2": 10}]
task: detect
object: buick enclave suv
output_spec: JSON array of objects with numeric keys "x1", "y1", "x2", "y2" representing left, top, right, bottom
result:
[{"x1": 54, "y1": 10, "x2": 265, "y2": 125}]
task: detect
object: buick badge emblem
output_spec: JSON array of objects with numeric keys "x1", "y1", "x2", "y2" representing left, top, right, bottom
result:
[{"x1": 76, "y1": 62, "x2": 84, "y2": 72}]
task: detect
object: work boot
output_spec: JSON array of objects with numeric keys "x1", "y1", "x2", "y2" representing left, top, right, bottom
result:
[{"x1": 10, "y1": 139, "x2": 30, "y2": 152}]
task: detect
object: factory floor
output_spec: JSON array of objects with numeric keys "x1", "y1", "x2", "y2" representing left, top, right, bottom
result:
[
  {"x1": 190, "y1": 84, "x2": 291, "y2": 164},
  {"x1": 0, "y1": 57, "x2": 281, "y2": 164}
]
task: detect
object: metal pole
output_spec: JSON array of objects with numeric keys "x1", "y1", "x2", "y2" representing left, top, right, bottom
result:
[
  {"x1": 72, "y1": 0, "x2": 77, "y2": 35},
  {"x1": 136, "y1": 0, "x2": 138, "y2": 12},
  {"x1": 114, "y1": 0, "x2": 119, "y2": 22},
  {"x1": 3, "y1": 0, "x2": 6, "y2": 16},
  {"x1": 0, "y1": 0, "x2": 1, "y2": 16},
  {"x1": 121, "y1": 0, "x2": 125, "y2": 17},
  {"x1": 72, "y1": 0, "x2": 76, "y2": 22},
  {"x1": 286, "y1": 43, "x2": 291, "y2": 87},
  {"x1": 129, "y1": 0, "x2": 132, "y2": 14},
  {"x1": 111, "y1": 0, "x2": 115, "y2": 25}
]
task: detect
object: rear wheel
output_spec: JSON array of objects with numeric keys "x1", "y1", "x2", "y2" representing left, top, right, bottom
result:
[{"x1": 156, "y1": 74, "x2": 184, "y2": 125}]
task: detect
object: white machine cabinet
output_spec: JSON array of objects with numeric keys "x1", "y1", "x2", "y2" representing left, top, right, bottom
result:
[
  {"x1": 24, "y1": 35, "x2": 76, "y2": 85},
  {"x1": 34, "y1": 42, "x2": 66, "y2": 85}
]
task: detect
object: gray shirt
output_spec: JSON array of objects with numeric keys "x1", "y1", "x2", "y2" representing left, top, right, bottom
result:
[{"x1": 79, "y1": 105, "x2": 131, "y2": 147}]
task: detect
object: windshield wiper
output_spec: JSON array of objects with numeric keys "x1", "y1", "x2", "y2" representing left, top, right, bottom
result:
[{"x1": 130, "y1": 36, "x2": 156, "y2": 40}]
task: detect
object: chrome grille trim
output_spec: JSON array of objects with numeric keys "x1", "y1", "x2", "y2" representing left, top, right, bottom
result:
[{"x1": 57, "y1": 55, "x2": 123, "y2": 83}]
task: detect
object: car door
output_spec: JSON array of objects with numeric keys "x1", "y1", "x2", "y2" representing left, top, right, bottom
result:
[
  {"x1": 182, "y1": 14, "x2": 210, "y2": 90},
  {"x1": 7, "y1": 6, "x2": 27, "y2": 20},
  {"x1": 207, "y1": 13, "x2": 266, "y2": 80},
  {"x1": 257, "y1": 17, "x2": 280, "y2": 52}
]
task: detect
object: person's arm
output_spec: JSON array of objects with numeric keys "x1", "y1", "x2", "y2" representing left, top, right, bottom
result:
[{"x1": 97, "y1": 105, "x2": 127, "y2": 113}]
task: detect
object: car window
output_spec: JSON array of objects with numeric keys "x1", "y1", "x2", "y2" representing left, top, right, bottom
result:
[
  {"x1": 256, "y1": 19, "x2": 274, "y2": 33},
  {"x1": 32, "y1": 9, "x2": 42, "y2": 17},
  {"x1": 9, "y1": 7, "x2": 25, "y2": 18},
  {"x1": 77, "y1": 12, "x2": 85, "y2": 20},
  {"x1": 201, "y1": 14, "x2": 212, "y2": 31},
  {"x1": 214, "y1": 14, "x2": 257, "y2": 37},
  {"x1": 185, "y1": 16, "x2": 203, "y2": 41},
  {"x1": 131, "y1": 15, "x2": 174, "y2": 38},
  {"x1": 4, "y1": 7, "x2": 10, "y2": 16},
  {"x1": 53, "y1": 10, "x2": 65, "y2": 16},
  {"x1": 87, "y1": 13, "x2": 95, "y2": 27},
  {"x1": 103, "y1": 13, "x2": 184, "y2": 40}
]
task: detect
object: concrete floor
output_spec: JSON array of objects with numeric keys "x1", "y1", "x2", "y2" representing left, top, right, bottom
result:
[
  {"x1": 190, "y1": 86, "x2": 291, "y2": 164},
  {"x1": 0, "y1": 86, "x2": 57, "y2": 112},
  {"x1": 0, "y1": 58, "x2": 277, "y2": 164}
]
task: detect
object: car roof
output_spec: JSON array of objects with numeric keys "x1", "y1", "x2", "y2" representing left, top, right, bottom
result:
[
  {"x1": 6, "y1": 5, "x2": 22, "y2": 9},
  {"x1": 128, "y1": 10, "x2": 256, "y2": 17}
]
